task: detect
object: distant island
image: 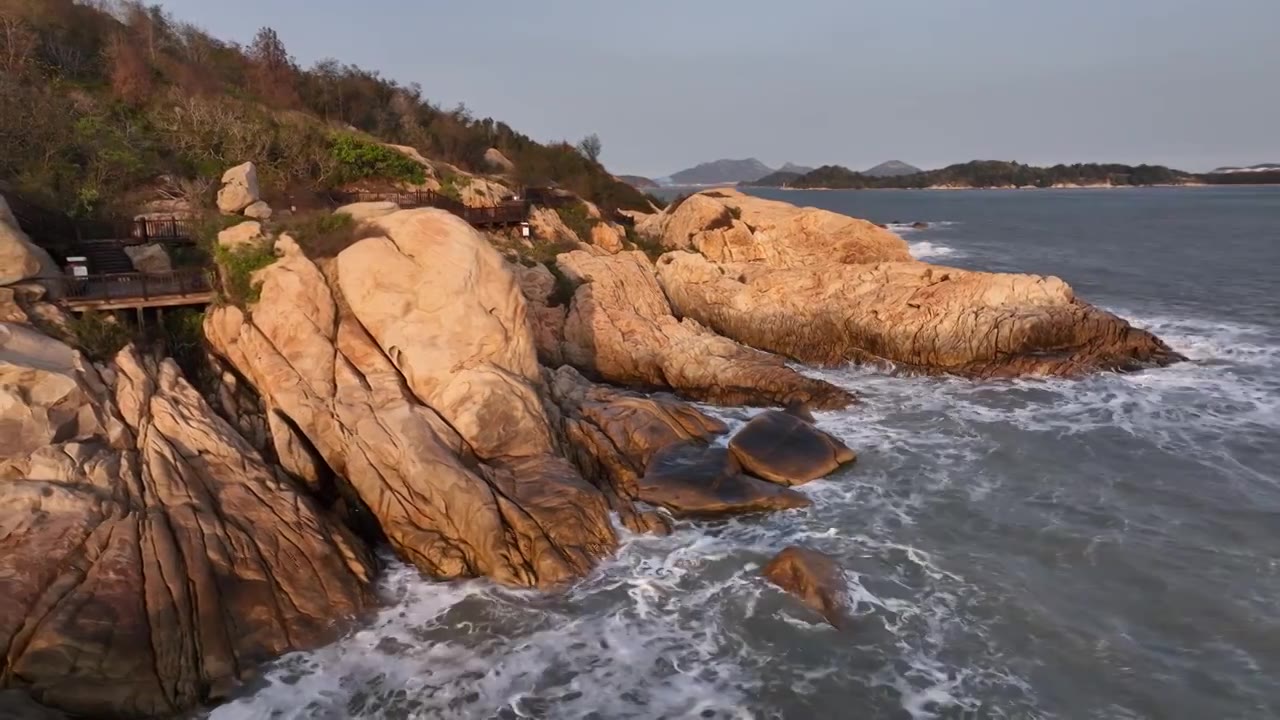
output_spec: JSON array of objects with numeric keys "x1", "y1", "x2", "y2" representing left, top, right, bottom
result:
[
  {"x1": 746, "y1": 160, "x2": 1280, "y2": 189},
  {"x1": 617, "y1": 174, "x2": 659, "y2": 189},
  {"x1": 864, "y1": 160, "x2": 923, "y2": 177},
  {"x1": 662, "y1": 158, "x2": 814, "y2": 186},
  {"x1": 1208, "y1": 163, "x2": 1280, "y2": 175}
]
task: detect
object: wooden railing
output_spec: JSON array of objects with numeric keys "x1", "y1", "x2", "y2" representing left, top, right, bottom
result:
[{"x1": 61, "y1": 268, "x2": 212, "y2": 302}]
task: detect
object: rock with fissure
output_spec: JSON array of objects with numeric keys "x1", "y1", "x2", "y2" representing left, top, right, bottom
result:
[
  {"x1": 0, "y1": 325, "x2": 374, "y2": 718},
  {"x1": 656, "y1": 251, "x2": 1182, "y2": 377},
  {"x1": 637, "y1": 440, "x2": 812, "y2": 516},
  {"x1": 729, "y1": 410, "x2": 856, "y2": 486}
]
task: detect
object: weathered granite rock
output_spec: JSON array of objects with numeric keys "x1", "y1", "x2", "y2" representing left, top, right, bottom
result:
[
  {"x1": 0, "y1": 195, "x2": 57, "y2": 286},
  {"x1": 590, "y1": 221, "x2": 627, "y2": 253},
  {"x1": 729, "y1": 410, "x2": 856, "y2": 486},
  {"x1": 763, "y1": 546, "x2": 849, "y2": 628},
  {"x1": 638, "y1": 441, "x2": 811, "y2": 516},
  {"x1": 0, "y1": 327, "x2": 374, "y2": 718},
  {"x1": 243, "y1": 200, "x2": 273, "y2": 220},
  {"x1": 557, "y1": 250, "x2": 853, "y2": 408},
  {"x1": 484, "y1": 147, "x2": 516, "y2": 173},
  {"x1": 335, "y1": 201, "x2": 400, "y2": 222},
  {"x1": 637, "y1": 188, "x2": 911, "y2": 268},
  {"x1": 216, "y1": 220, "x2": 265, "y2": 250},
  {"x1": 548, "y1": 365, "x2": 727, "y2": 532},
  {"x1": 122, "y1": 243, "x2": 172, "y2": 274},
  {"x1": 216, "y1": 162, "x2": 260, "y2": 214},
  {"x1": 656, "y1": 252, "x2": 1182, "y2": 377},
  {"x1": 206, "y1": 209, "x2": 619, "y2": 587},
  {"x1": 529, "y1": 205, "x2": 583, "y2": 245}
]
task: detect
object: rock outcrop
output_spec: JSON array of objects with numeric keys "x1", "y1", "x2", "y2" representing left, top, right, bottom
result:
[
  {"x1": 0, "y1": 325, "x2": 374, "y2": 718},
  {"x1": 514, "y1": 263, "x2": 568, "y2": 367},
  {"x1": 216, "y1": 162, "x2": 260, "y2": 214},
  {"x1": 243, "y1": 200, "x2": 273, "y2": 220},
  {"x1": 556, "y1": 250, "x2": 853, "y2": 408},
  {"x1": 483, "y1": 147, "x2": 516, "y2": 174},
  {"x1": 216, "y1": 220, "x2": 265, "y2": 250},
  {"x1": 656, "y1": 252, "x2": 1181, "y2": 377},
  {"x1": 637, "y1": 188, "x2": 911, "y2": 268},
  {"x1": 638, "y1": 441, "x2": 811, "y2": 516},
  {"x1": 0, "y1": 195, "x2": 58, "y2": 287},
  {"x1": 529, "y1": 205, "x2": 583, "y2": 246},
  {"x1": 547, "y1": 366, "x2": 729, "y2": 531},
  {"x1": 729, "y1": 410, "x2": 856, "y2": 486},
  {"x1": 763, "y1": 546, "x2": 849, "y2": 628},
  {"x1": 335, "y1": 201, "x2": 400, "y2": 222},
  {"x1": 206, "y1": 209, "x2": 618, "y2": 588},
  {"x1": 122, "y1": 243, "x2": 172, "y2": 275}
]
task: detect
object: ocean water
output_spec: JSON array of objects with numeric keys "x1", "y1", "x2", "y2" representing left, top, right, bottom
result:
[{"x1": 210, "y1": 187, "x2": 1280, "y2": 720}]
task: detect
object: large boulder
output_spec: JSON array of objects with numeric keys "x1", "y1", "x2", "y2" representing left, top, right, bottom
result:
[
  {"x1": 0, "y1": 195, "x2": 58, "y2": 286},
  {"x1": 638, "y1": 188, "x2": 911, "y2": 268},
  {"x1": 556, "y1": 250, "x2": 853, "y2": 408},
  {"x1": 243, "y1": 200, "x2": 273, "y2": 220},
  {"x1": 216, "y1": 162, "x2": 260, "y2": 214},
  {"x1": 216, "y1": 220, "x2": 264, "y2": 251},
  {"x1": 656, "y1": 252, "x2": 1181, "y2": 377},
  {"x1": 763, "y1": 546, "x2": 850, "y2": 628},
  {"x1": 206, "y1": 209, "x2": 618, "y2": 588},
  {"x1": 729, "y1": 410, "x2": 856, "y2": 486},
  {"x1": 122, "y1": 243, "x2": 172, "y2": 274},
  {"x1": 0, "y1": 327, "x2": 374, "y2": 718},
  {"x1": 638, "y1": 441, "x2": 811, "y2": 516},
  {"x1": 548, "y1": 365, "x2": 728, "y2": 532},
  {"x1": 529, "y1": 205, "x2": 584, "y2": 246},
  {"x1": 335, "y1": 201, "x2": 400, "y2": 222},
  {"x1": 483, "y1": 147, "x2": 516, "y2": 174},
  {"x1": 590, "y1": 222, "x2": 627, "y2": 254}
]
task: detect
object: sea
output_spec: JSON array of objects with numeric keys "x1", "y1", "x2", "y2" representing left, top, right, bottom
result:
[{"x1": 210, "y1": 186, "x2": 1280, "y2": 720}]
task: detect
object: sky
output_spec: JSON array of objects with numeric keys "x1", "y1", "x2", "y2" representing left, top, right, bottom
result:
[{"x1": 154, "y1": 0, "x2": 1279, "y2": 178}]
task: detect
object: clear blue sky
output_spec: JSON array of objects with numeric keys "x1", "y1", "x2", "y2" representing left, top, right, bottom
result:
[{"x1": 155, "y1": 0, "x2": 1278, "y2": 177}]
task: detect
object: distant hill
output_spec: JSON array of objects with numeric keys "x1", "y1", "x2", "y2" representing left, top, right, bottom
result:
[
  {"x1": 617, "y1": 175, "x2": 659, "y2": 189},
  {"x1": 749, "y1": 160, "x2": 1201, "y2": 189},
  {"x1": 1208, "y1": 163, "x2": 1280, "y2": 174},
  {"x1": 665, "y1": 158, "x2": 774, "y2": 186},
  {"x1": 748, "y1": 170, "x2": 804, "y2": 187},
  {"x1": 779, "y1": 162, "x2": 815, "y2": 174},
  {"x1": 864, "y1": 160, "x2": 922, "y2": 177}
]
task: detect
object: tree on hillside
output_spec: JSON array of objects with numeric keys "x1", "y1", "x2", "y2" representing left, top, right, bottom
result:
[
  {"x1": 0, "y1": 10, "x2": 37, "y2": 74},
  {"x1": 577, "y1": 133, "x2": 602, "y2": 163},
  {"x1": 248, "y1": 26, "x2": 298, "y2": 108},
  {"x1": 105, "y1": 31, "x2": 152, "y2": 105}
]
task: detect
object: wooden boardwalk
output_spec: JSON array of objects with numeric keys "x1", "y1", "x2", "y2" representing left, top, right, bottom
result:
[{"x1": 60, "y1": 269, "x2": 214, "y2": 311}]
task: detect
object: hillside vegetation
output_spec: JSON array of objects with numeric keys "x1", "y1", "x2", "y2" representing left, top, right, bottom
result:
[{"x1": 0, "y1": 0, "x2": 652, "y2": 217}]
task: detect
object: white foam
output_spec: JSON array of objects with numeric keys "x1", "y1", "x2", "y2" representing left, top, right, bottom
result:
[{"x1": 909, "y1": 240, "x2": 961, "y2": 259}]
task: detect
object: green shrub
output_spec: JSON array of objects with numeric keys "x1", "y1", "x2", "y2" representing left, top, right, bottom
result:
[
  {"x1": 330, "y1": 134, "x2": 426, "y2": 185},
  {"x1": 438, "y1": 171, "x2": 470, "y2": 201},
  {"x1": 68, "y1": 311, "x2": 133, "y2": 361},
  {"x1": 626, "y1": 226, "x2": 665, "y2": 262},
  {"x1": 278, "y1": 211, "x2": 367, "y2": 259},
  {"x1": 555, "y1": 202, "x2": 597, "y2": 243},
  {"x1": 214, "y1": 242, "x2": 277, "y2": 305}
]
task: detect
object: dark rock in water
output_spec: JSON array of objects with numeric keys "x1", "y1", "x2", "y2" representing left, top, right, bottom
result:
[
  {"x1": 729, "y1": 410, "x2": 856, "y2": 486},
  {"x1": 637, "y1": 441, "x2": 811, "y2": 516},
  {"x1": 911, "y1": 221, "x2": 930, "y2": 229},
  {"x1": 783, "y1": 400, "x2": 816, "y2": 424},
  {"x1": 0, "y1": 691, "x2": 69, "y2": 719},
  {"x1": 763, "y1": 546, "x2": 849, "y2": 628}
]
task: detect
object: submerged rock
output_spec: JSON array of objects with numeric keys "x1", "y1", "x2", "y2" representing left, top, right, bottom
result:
[
  {"x1": 729, "y1": 410, "x2": 856, "y2": 486},
  {"x1": 637, "y1": 441, "x2": 811, "y2": 516},
  {"x1": 763, "y1": 546, "x2": 849, "y2": 628},
  {"x1": 556, "y1": 250, "x2": 853, "y2": 409},
  {"x1": 657, "y1": 252, "x2": 1182, "y2": 377},
  {"x1": 0, "y1": 326, "x2": 374, "y2": 718}
]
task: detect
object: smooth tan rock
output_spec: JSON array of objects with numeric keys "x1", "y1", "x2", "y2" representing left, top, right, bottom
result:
[
  {"x1": 0, "y1": 195, "x2": 58, "y2": 286},
  {"x1": 0, "y1": 340, "x2": 373, "y2": 718},
  {"x1": 638, "y1": 441, "x2": 811, "y2": 517},
  {"x1": 729, "y1": 410, "x2": 856, "y2": 486},
  {"x1": 207, "y1": 214, "x2": 619, "y2": 588},
  {"x1": 763, "y1": 546, "x2": 849, "y2": 628},
  {"x1": 557, "y1": 250, "x2": 853, "y2": 409},
  {"x1": 123, "y1": 243, "x2": 172, "y2": 274},
  {"x1": 216, "y1": 161, "x2": 260, "y2": 214},
  {"x1": 350, "y1": 209, "x2": 553, "y2": 460},
  {"x1": 529, "y1": 205, "x2": 582, "y2": 245},
  {"x1": 590, "y1": 222, "x2": 626, "y2": 253},
  {"x1": 459, "y1": 176, "x2": 512, "y2": 207},
  {"x1": 216, "y1": 221, "x2": 264, "y2": 250},
  {"x1": 484, "y1": 147, "x2": 516, "y2": 173},
  {"x1": 335, "y1": 201, "x2": 399, "y2": 222},
  {"x1": 656, "y1": 252, "x2": 1181, "y2": 377},
  {"x1": 638, "y1": 188, "x2": 911, "y2": 268},
  {"x1": 243, "y1": 200, "x2": 273, "y2": 220}
]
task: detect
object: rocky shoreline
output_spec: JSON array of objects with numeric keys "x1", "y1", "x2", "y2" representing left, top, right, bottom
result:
[{"x1": 0, "y1": 180, "x2": 1181, "y2": 718}]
